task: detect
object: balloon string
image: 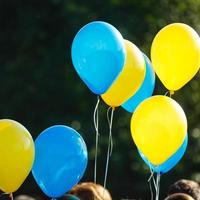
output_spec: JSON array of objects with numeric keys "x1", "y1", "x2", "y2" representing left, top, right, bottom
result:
[
  {"x1": 106, "y1": 107, "x2": 114, "y2": 156},
  {"x1": 93, "y1": 95, "x2": 100, "y2": 183},
  {"x1": 148, "y1": 166, "x2": 154, "y2": 182},
  {"x1": 164, "y1": 91, "x2": 170, "y2": 96},
  {"x1": 146, "y1": 160, "x2": 162, "y2": 200},
  {"x1": 155, "y1": 173, "x2": 158, "y2": 200},
  {"x1": 148, "y1": 162, "x2": 157, "y2": 189},
  {"x1": 164, "y1": 91, "x2": 174, "y2": 97},
  {"x1": 9, "y1": 193, "x2": 13, "y2": 200},
  {"x1": 148, "y1": 172, "x2": 154, "y2": 200},
  {"x1": 106, "y1": 107, "x2": 112, "y2": 125},
  {"x1": 158, "y1": 173, "x2": 161, "y2": 200},
  {"x1": 103, "y1": 107, "x2": 115, "y2": 189},
  {"x1": 155, "y1": 172, "x2": 161, "y2": 200},
  {"x1": 149, "y1": 178, "x2": 154, "y2": 200},
  {"x1": 148, "y1": 163, "x2": 155, "y2": 200}
]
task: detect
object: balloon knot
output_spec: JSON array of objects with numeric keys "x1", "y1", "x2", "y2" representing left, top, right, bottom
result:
[{"x1": 170, "y1": 91, "x2": 174, "y2": 96}]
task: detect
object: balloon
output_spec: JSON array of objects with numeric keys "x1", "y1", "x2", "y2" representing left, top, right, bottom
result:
[
  {"x1": 0, "y1": 119, "x2": 35, "y2": 193},
  {"x1": 151, "y1": 23, "x2": 200, "y2": 91},
  {"x1": 122, "y1": 54, "x2": 155, "y2": 112},
  {"x1": 32, "y1": 125, "x2": 88, "y2": 198},
  {"x1": 131, "y1": 95, "x2": 187, "y2": 165},
  {"x1": 101, "y1": 40, "x2": 145, "y2": 107},
  {"x1": 139, "y1": 133, "x2": 188, "y2": 174},
  {"x1": 71, "y1": 21, "x2": 126, "y2": 94}
]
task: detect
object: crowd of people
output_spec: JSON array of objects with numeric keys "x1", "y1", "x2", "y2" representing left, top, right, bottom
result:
[{"x1": 12, "y1": 179, "x2": 200, "y2": 200}]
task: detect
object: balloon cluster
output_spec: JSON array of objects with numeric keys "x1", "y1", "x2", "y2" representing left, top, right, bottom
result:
[
  {"x1": 72, "y1": 21, "x2": 155, "y2": 108},
  {"x1": 131, "y1": 23, "x2": 200, "y2": 173},
  {"x1": 71, "y1": 21, "x2": 156, "y2": 188},
  {"x1": 1, "y1": 21, "x2": 199, "y2": 200},
  {"x1": 72, "y1": 21, "x2": 200, "y2": 177},
  {"x1": 0, "y1": 120, "x2": 88, "y2": 198}
]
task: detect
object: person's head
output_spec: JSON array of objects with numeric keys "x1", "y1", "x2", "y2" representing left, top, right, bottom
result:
[
  {"x1": 164, "y1": 193, "x2": 194, "y2": 200},
  {"x1": 168, "y1": 179, "x2": 200, "y2": 200},
  {"x1": 69, "y1": 182, "x2": 112, "y2": 200},
  {"x1": 14, "y1": 195, "x2": 35, "y2": 200}
]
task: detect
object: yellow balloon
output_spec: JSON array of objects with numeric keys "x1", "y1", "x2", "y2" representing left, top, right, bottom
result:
[
  {"x1": 131, "y1": 95, "x2": 187, "y2": 165},
  {"x1": 151, "y1": 23, "x2": 200, "y2": 91},
  {"x1": 0, "y1": 119, "x2": 35, "y2": 193},
  {"x1": 101, "y1": 40, "x2": 145, "y2": 107}
]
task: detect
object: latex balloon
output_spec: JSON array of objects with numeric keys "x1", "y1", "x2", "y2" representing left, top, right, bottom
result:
[
  {"x1": 131, "y1": 95, "x2": 187, "y2": 165},
  {"x1": 71, "y1": 21, "x2": 126, "y2": 94},
  {"x1": 0, "y1": 119, "x2": 35, "y2": 193},
  {"x1": 32, "y1": 125, "x2": 88, "y2": 198},
  {"x1": 122, "y1": 54, "x2": 155, "y2": 112},
  {"x1": 139, "y1": 133, "x2": 188, "y2": 174},
  {"x1": 151, "y1": 23, "x2": 200, "y2": 91},
  {"x1": 101, "y1": 40, "x2": 145, "y2": 107}
]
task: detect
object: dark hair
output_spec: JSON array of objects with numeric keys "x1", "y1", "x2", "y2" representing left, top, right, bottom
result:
[
  {"x1": 165, "y1": 193, "x2": 195, "y2": 200},
  {"x1": 69, "y1": 182, "x2": 112, "y2": 200},
  {"x1": 168, "y1": 179, "x2": 200, "y2": 200}
]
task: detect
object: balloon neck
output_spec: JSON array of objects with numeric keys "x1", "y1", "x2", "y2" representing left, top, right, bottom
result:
[{"x1": 170, "y1": 90, "x2": 174, "y2": 96}]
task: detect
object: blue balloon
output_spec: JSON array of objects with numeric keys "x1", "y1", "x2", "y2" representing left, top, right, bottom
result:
[
  {"x1": 139, "y1": 134, "x2": 188, "y2": 174},
  {"x1": 71, "y1": 21, "x2": 126, "y2": 94},
  {"x1": 32, "y1": 125, "x2": 88, "y2": 198},
  {"x1": 122, "y1": 54, "x2": 155, "y2": 113}
]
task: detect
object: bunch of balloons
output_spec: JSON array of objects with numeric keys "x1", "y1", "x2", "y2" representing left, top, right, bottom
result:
[
  {"x1": 0, "y1": 120, "x2": 88, "y2": 198},
  {"x1": 131, "y1": 23, "x2": 200, "y2": 174},
  {"x1": 71, "y1": 21, "x2": 200, "y2": 194},
  {"x1": 71, "y1": 21, "x2": 156, "y2": 188},
  {"x1": 1, "y1": 21, "x2": 199, "y2": 200}
]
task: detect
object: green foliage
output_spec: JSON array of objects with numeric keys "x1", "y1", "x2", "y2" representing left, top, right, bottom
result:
[{"x1": 1, "y1": 0, "x2": 200, "y2": 199}]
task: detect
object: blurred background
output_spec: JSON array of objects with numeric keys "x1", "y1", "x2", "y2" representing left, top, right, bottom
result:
[{"x1": 1, "y1": 0, "x2": 200, "y2": 199}]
